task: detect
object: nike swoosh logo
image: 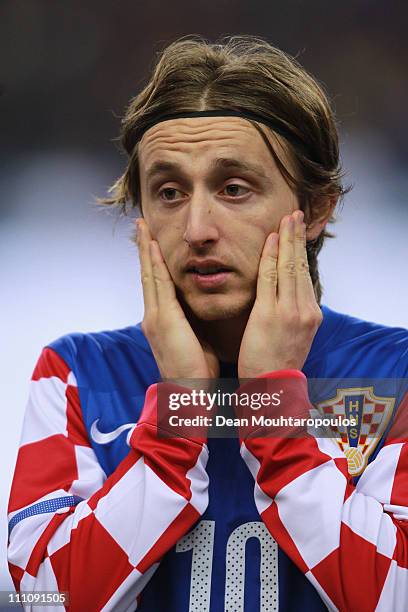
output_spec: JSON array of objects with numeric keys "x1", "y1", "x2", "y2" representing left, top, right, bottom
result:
[{"x1": 90, "y1": 419, "x2": 136, "y2": 444}]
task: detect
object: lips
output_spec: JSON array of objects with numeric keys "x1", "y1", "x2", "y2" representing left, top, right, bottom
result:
[
  {"x1": 184, "y1": 259, "x2": 233, "y2": 275},
  {"x1": 183, "y1": 259, "x2": 234, "y2": 289},
  {"x1": 189, "y1": 266, "x2": 231, "y2": 275}
]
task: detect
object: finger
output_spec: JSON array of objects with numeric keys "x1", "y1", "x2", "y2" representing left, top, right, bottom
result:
[
  {"x1": 256, "y1": 232, "x2": 279, "y2": 306},
  {"x1": 293, "y1": 210, "x2": 316, "y2": 304},
  {"x1": 137, "y1": 219, "x2": 158, "y2": 311},
  {"x1": 149, "y1": 240, "x2": 179, "y2": 308},
  {"x1": 277, "y1": 214, "x2": 296, "y2": 307}
]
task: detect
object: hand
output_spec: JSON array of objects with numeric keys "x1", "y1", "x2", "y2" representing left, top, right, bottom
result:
[
  {"x1": 137, "y1": 219, "x2": 219, "y2": 382},
  {"x1": 238, "y1": 210, "x2": 322, "y2": 380}
]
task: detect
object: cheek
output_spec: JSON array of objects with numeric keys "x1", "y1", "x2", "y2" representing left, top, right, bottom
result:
[
  {"x1": 142, "y1": 209, "x2": 157, "y2": 237},
  {"x1": 238, "y1": 228, "x2": 268, "y2": 269},
  {"x1": 254, "y1": 187, "x2": 298, "y2": 230},
  {"x1": 155, "y1": 228, "x2": 182, "y2": 269},
  {"x1": 144, "y1": 212, "x2": 174, "y2": 243}
]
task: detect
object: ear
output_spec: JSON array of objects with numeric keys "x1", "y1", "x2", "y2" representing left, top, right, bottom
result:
[{"x1": 305, "y1": 196, "x2": 337, "y2": 241}]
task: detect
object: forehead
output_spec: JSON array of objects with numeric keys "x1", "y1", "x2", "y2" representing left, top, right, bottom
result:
[{"x1": 138, "y1": 116, "x2": 287, "y2": 172}]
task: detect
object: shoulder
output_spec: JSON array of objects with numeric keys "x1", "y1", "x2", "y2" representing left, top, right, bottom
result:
[
  {"x1": 43, "y1": 323, "x2": 159, "y2": 384},
  {"x1": 308, "y1": 306, "x2": 408, "y2": 376},
  {"x1": 47, "y1": 323, "x2": 148, "y2": 360}
]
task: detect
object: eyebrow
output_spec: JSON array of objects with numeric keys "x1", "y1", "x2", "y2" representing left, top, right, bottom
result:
[
  {"x1": 212, "y1": 157, "x2": 270, "y2": 181},
  {"x1": 145, "y1": 160, "x2": 183, "y2": 182},
  {"x1": 145, "y1": 157, "x2": 272, "y2": 184}
]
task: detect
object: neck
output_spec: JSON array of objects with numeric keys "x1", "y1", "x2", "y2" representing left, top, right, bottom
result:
[{"x1": 184, "y1": 305, "x2": 251, "y2": 363}]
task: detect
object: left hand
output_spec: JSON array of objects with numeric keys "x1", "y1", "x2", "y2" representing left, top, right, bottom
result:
[{"x1": 238, "y1": 210, "x2": 322, "y2": 380}]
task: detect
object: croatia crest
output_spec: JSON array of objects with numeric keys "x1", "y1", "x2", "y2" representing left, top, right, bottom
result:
[{"x1": 316, "y1": 387, "x2": 395, "y2": 476}]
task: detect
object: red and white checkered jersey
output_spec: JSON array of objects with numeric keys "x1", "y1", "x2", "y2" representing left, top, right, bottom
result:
[
  {"x1": 238, "y1": 370, "x2": 408, "y2": 611},
  {"x1": 7, "y1": 347, "x2": 408, "y2": 610},
  {"x1": 8, "y1": 348, "x2": 209, "y2": 610}
]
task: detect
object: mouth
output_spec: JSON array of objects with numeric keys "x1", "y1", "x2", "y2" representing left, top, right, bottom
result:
[
  {"x1": 186, "y1": 266, "x2": 233, "y2": 289},
  {"x1": 183, "y1": 258, "x2": 235, "y2": 290},
  {"x1": 187, "y1": 265, "x2": 231, "y2": 275}
]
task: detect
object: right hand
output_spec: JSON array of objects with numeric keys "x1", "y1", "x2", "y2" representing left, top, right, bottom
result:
[{"x1": 137, "y1": 219, "x2": 219, "y2": 382}]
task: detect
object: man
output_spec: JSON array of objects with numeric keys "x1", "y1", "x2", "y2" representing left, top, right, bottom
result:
[{"x1": 8, "y1": 36, "x2": 408, "y2": 611}]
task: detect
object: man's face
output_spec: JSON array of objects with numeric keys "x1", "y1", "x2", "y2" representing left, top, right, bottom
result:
[{"x1": 139, "y1": 116, "x2": 299, "y2": 320}]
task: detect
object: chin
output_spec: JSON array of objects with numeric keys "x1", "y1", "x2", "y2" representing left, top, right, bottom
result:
[{"x1": 186, "y1": 294, "x2": 253, "y2": 321}]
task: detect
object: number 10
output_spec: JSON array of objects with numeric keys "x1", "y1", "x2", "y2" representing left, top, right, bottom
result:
[{"x1": 176, "y1": 520, "x2": 279, "y2": 611}]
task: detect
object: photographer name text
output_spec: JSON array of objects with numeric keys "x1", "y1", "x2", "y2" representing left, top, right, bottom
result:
[{"x1": 168, "y1": 415, "x2": 357, "y2": 428}]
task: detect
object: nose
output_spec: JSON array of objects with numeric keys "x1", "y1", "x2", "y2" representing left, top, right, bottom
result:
[{"x1": 183, "y1": 191, "x2": 220, "y2": 248}]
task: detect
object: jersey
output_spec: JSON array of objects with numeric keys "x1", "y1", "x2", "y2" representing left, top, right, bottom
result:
[{"x1": 7, "y1": 305, "x2": 408, "y2": 611}]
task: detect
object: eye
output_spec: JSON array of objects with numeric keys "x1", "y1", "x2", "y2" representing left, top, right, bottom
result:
[
  {"x1": 159, "y1": 187, "x2": 185, "y2": 202},
  {"x1": 222, "y1": 184, "x2": 250, "y2": 198}
]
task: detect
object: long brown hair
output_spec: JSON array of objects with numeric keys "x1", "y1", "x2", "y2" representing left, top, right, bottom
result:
[{"x1": 101, "y1": 35, "x2": 349, "y2": 301}]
